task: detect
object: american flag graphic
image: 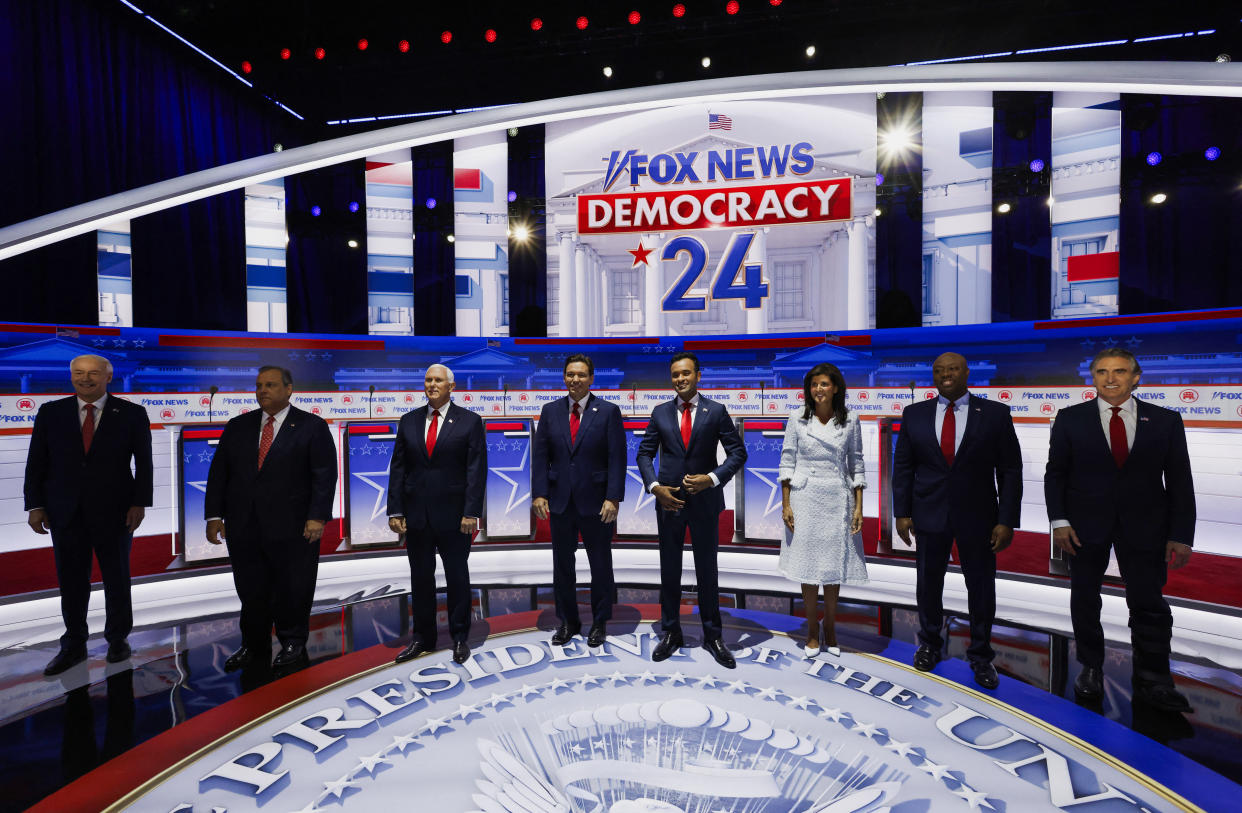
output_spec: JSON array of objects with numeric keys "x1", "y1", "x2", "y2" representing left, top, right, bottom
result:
[{"x1": 708, "y1": 113, "x2": 733, "y2": 130}]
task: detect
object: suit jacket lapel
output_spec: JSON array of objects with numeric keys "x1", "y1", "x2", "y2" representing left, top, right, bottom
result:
[
  {"x1": 86, "y1": 397, "x2": 126, "y2": 454},
  {"x1": 571, "y1": 394, "x2": 596, "y2": 454},
  {"x1": 415, "y1": 406, "x2": 431, "y2": 460},
  {"x1": 686, "y1": 397, "x2": 711, "y2": 452},
  {"x1": 259, "y1": 407, "x2": 299, "y2": 471},
  {"x1": 953, "y1": 395, "x2": 985, "y2": 463},
  {"x1": 432, "y1": 404, "x2": 460, "y2": 454},
  {"x1": 63, "y1": 397, "x2": 86, "y2": 460},
  {"x1": 1127, "y1": 399, "x2": 1154, "y2": 468}
]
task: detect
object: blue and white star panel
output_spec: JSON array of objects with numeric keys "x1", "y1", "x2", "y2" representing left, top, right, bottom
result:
[
  {"x1": 618, "y1": 419, "x2": 658, "y2": 538},
  {"x1": 741, "y1": 418, "x2": 787, "y2": 543},
  {"x1": 343, "y1": 422, "x2": 400, "y2": 548},
  {"x1": 178, "y1": 426, "x2": 228, "y2": 564},
  {"x1": 483, "y1": 419, "x2": 533, "y2": 540}
]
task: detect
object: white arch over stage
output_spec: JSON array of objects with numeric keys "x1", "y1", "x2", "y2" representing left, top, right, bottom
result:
[{"x1": 3, "y1": 60, "x2": 1242, "y2": 261}]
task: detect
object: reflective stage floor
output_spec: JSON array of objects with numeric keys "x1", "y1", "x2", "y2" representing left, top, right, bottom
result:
[{"x1": 3, "y1": 586, "x2": 1242, "y2": 811}]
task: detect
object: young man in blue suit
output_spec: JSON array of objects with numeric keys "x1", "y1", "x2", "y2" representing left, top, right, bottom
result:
[
  {"x1": 388, "y1": 364, "x2": 486, "y2": 665},
  {"x1": 637, "y1": 352, "x2": 747, "y2": 668},
  {"x1": 1046, "y1": 347, "x2": 1195, "y2": 712},
  {"x1": 892, "y1": 352, "x2": 1022, "y2": 690},
  {"x1": 25, "y1": 354, "x2": 153, "y2": 675},
  {"x1": 532, "y1": 354, "x2": 626, "y2": 648},
  {"x1": 206, "y1": 366, "x2": 337, "y2": 674}
]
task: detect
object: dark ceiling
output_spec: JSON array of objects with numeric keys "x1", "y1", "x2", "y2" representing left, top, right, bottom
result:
[{"x1": 128, "y1": 1, "x2": 1238, "y2": 130}]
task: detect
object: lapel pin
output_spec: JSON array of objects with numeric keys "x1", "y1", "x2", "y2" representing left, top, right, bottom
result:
[
  {"x1": 592, "y1": 407, "x2": 598, "y2": 412},
  {"x1": 448, "y1": 419, "x2": 454, "y2": 423},
  {"x1": 1140, "y1": 416, "x2": 1150, "y2": 422}
]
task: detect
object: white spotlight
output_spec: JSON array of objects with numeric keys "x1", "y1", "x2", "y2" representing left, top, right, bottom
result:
[
  {"x1": 1151, "y1": 192, "x2": 1168, "y2": 204},
  {"x1": 805, "y1": 45, "x2": 816, "y2": 58},
  {"x1": 997, "y1": 202, "x2": 1012, "y2": 213},
  {"x1": 446, "y1": 234, "x2": 456, "y2": 243},
  {"x1": 347, "y1": 239, "x2": 359, "y2": 248},
  {"x1": 701, "y1": 56, "x2": 711, "y2": 68},
  {"x1": 603, "y1": 66, "x2": 613, "y2": 78},
  {"x1": 513, "y1": 225, "x2": 530, "y2": 241}
]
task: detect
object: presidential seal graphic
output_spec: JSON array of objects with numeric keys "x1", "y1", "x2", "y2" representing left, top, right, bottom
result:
[{"x1": 134, "y1": 621, "x2": 1202, "y2": 812}]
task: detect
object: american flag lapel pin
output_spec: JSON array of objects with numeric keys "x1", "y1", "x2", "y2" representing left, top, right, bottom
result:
[{"x1": 1140, "y1": 416, "x2": 1150, "y2": 422}]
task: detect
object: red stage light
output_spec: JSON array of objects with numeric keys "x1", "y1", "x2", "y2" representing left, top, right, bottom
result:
[
  {"x1": 629, "y1": 10, "x2": 641, "y2": 24},
  {"x1": 314, "y1": 47, "x2": 326, "y2": 60},
  {"x1": 769, "y1": 0, "x2": 782, "y2": 5},
  {"x1": 398, "y1": 39, "x2": 410, "y2": 53},
  {"x1": 484, "y1": 29, "x2": 497, "y2": 43},
  {"x1": 531, "y1": 17, "x2": 543, "y2": 31},
  {"x1": 357, "y1": 38, "x2": 368, "y2": 51},
  {"x1": 672, "y1": 4, "x2": 686, "y2": 18},
  {"x1": 241, "y1": 60, "x2": 252, "y2": 74},
  {"x1": 726, "y1": 1, "x2": 740, "y2": 15},
  {"x1": 440, "y1": 30, "x2": 452, "y2": 44},
  {"x1": 279, "y1": 47, "x2": 291, "y2": 60},
  {"x1": 576, "y1": 16, "x2": 589, "y2": 30}
]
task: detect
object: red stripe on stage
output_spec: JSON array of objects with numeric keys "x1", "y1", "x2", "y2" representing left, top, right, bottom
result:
[
  {"x1": 158, "y1": 335, "x2": 386, "y2": 350},
  {"x1": 347, "y1": 424, "x2": 394, "y2": 434},
  {"x1": 0, "y1": 427, "x2": 33, "y2": 435},
  {"x1": 182, "y1": 428, "x2": 225, "y2": 439},
  {"x1": 683, "y1": 336, "x2": 829, "y2": 351},
  {"x1": 744, "y1": 421, "x2": 786, "y2": 430},
  {"x1": 623, "y1": 421, "x2": 649, "y2": 429},
  {"x1": 1066, "y1": 251, "x2": 1119, "y2": 283},
  {"x1": 511, "y1": 337, "x2": 660, "y2": 345},
  {"x1": 1034, "y1": 307, "x2": 1242, "y2": 330},
  {"x1": 0, "y1": 323, "x2": 55, "y2": 333},
  {"x1": 453, "y1": 167, "x2": 482, "y2": 189},
  {"x1": 826, "y1": 334, "x2": 872, "y2": 346},
  {"x1": 485, "y1": 422, "x2": 526, "y2": 431}
]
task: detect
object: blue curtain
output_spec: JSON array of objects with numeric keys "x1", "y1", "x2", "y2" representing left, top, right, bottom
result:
[
  {"x1": 285, "y1": 161, "x2": 369, "y2": 334},
  {"x1": 411, "y1": 143, "x2": 456, "y2": 336},
  {"x1": 1120, "y1": 95, "x2": 1242, "y2": 314},
  {"x1": 507, "y1": 125, "x2": 547, "y2": 337},
  {"x1": 991, "y1": 91, "x2": 1052, "y2": 322}
]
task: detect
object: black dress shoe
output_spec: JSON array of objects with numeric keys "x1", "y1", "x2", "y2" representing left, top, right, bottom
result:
[
  {"x1": 551, "y1": 623, "x2": 581, "y2": 646},
  {"x1": 1133, "y1": 680, "x2": 1192, "y2": 713},
  {"x1": 651, "y1": 632, "x2": 684, "y2": 662},
  {"x1": 971, "y1": 660, "x2": 999, "y2": 690},
  {"x1": 272, "y1": 643, "x2": 307, "y2": 668},
  {"x1": 105, "y1": 641, "x2": 132, "y2": 664},
  {"x1": 1074, "y1": 666, "x2": 1103, "y2": 699},
  {"x1": 452, "y1": 640, "x2": 470, "y2": 664},
  {"x1": 224, "y1": 646, "x2": 253, "y2": 672},
  {"x1": 587, "y1": 622, "x2": 607, "y2": 648},
  {"x1": 705, "y1": 638, "x2": 737, "y2": 669},
  {"x1": 43, "y1": 647, "x2": 87, "y2": 676},
  {"x1": 394, "y1": 637, "x2": 433, "y2": 664},
  {"x1": 912, "y1": 644, "x2": 942, "y2": 672}
]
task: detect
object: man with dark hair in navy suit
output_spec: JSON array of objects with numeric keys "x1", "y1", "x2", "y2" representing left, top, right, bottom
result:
[
  {"x1": 388, "y1": 364, "x2": 486, "y2": 665},
  {"x1": 637, "y1": 351, "x2": 747, "y2": 668},
  {"x1": 25, "y1": 354, "x2": 153, "y2": 675},
  {"x1": 532, "y1": 353, "x2": 626, "y2": 648},
  {"x1": 205, "y1": 365, "x2": 337, "y2": 674},
  {"x1": 892, "y1": 352, "x2": 1023, "y2": 690},
  {"x1": 1046, "y1": 347, "x2": 1196, "y2": 712}
]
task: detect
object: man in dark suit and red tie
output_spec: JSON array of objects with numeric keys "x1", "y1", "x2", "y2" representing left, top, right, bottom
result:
[
  {"x1": 892, "y1": 352, "x2": 1023, "y2": 690},
  {"x1": 388, "y1": 364, "x2": 486, "y2": 665},
  {"x1": 24, "y1": 354, "x2": 153, "y2": 675},
  {"x1": 532, "y1": 353, "x2": 626, "y2": 648},
  {"x1": 205, "y1": 366, "x2": 337, "y2": 674},
  {"x1": 637, "y1": 352, "x2": 747, "y2": 668},
  {"x1": 1045, "y1": 347, "x2": 1196, "y2": 712}
]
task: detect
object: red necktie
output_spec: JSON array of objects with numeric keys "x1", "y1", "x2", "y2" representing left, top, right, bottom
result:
[
  {"x1": 570, "y1": 402, "x2": 581, "y2": 444},
  {"x1": 426, "y1": 410, "x2": 439, "y2": 457},
  {"x1": 940, "y1": 402, "x2": 956, "y2": 466},
  {"x1": 82, "y1": 403, "x2": 95, "y2": 454},
  {"x1": 257, "y1": 415, "x2": 275, "y2": 469},
  {"x1": 1109, "y1": 406, "x2": 1129, "y2": 468},
  {"x1": 680, "y1": 401, "x2": 693, "y2": 448}
]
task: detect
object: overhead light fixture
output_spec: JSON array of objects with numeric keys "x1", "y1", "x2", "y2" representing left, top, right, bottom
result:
[
  {"x1": 701, "y1": 56, "x2": 712, "y2": 68},
  {"x1": 805, "y1": 45, "x2": 816, "y2": 58},
  {"x1": 1150, "y1": 192, "x2": 1167, "y2": 204},
  {"x1": 347, "y1": 239, "x2": 359, "y2": 248},
  {"x1": 577, "y1": 16, "x2": 589, "y2": 30},
  {"x1": 603, "y1": 66, "x2": 613, "y2": 78},
  {"x1": 446, "y1": 234, "x2": 456, "y2": 243},
  {"x1": 485, "y1": 29, "x2": 497, "y2": 43},
  {"x1": 997, "y1": 202, "x2": 1012, "y2": 213},
  {"x1": 513, "y1": 224, "x2": 530, "y2": 241}
]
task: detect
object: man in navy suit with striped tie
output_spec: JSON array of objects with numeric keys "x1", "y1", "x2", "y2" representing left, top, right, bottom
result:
[
  {"x1": 637, "y1": 352, "x2": 747, "y2": 668},
  {"x1": 892, "y1": 352, "x2": 1022, "y2": 690},
  {"x1": 532, "y1": 354, "x2": 626, "y2": 648},
  {"x1": 24, "y1": 354, "x2": 153, "y2": 675},
  {"x1": 1046, "y1": 347, "x2": 1195, "y2": 712}
]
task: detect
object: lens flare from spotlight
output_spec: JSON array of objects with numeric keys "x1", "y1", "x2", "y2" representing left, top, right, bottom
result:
[
  {"x1": 878, "y1": 121, "x2": 918, "y2": 162},
  {"x1": 513, "y1": 225, "x2": 531, "y2": 242}
]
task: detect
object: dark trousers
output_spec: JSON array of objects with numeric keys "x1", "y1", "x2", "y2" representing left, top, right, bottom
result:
[
  {"x1": 406, "y1": 524, "x2": 472, "y2": 644},
  {"x1": 655, "y1": 506, "x2": 722, "y2": 641},
  {"x1": 226, "y1": 532, "x2": 319, "y2": 651},
  {"x1": 50, "y1": 514, "x2": 133, "y2": 650},
  {"x1": 1069, "y1": 537, "x2": 1173, "y2": 684},
  {"x1": 550, "y1": 496, "x2": 615, "y2": 627},
  {"x1": 915, "y1": 528, "x2": 996, "y2": 663}
]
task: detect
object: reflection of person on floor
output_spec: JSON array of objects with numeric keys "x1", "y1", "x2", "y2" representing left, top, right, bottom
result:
[
  {"x1": 636, "y1": 352, "x2": 747, "y2": 669},
  {"x1": 60, "y1": 670, "x2": 135, "y2": 784},
  {"x1": 892, "y1": 352, "x2": 1022, "y2": 691},
  {"x1": 778, "y1": 364, "x2": 868, "y2": 658},
  {"x1": 1045, "y1": 347, "x2": 1195, "y2": 712}
]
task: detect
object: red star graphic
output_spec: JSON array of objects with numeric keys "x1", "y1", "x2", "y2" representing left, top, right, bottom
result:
[{"x1": 628, "y1": 241, "x2": 653, "y2": 267}]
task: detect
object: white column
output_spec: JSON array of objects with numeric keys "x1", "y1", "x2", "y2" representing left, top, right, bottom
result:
[
  {"x1": 847, "y1": 217, "x2": 869, "y2": 330},
  {"x1": 573, "y1": 241, "x2": 589, "y2": 338},
  {"x1": 642, "y1": 232, "x2": 664, "y2": 336},
  {"x1": 558, "y1": 232, "x2": 575, "y2": 336},
  {"x1": 599, "y1": 254, "x2": 611, "y2": 332},
  {"x1": 747, "y1": 227, "x2": 768, "y2": 334}
]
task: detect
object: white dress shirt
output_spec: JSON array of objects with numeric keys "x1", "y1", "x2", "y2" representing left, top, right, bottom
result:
[
  {"x1": 257, "y1": 404, "x2": 291, "y2": 448},
  {"x1": 934, "y1": 392, "x2": 970, "y2": 454},
  {"x1": 426, "y1": 401, "x2": 450, "y2": 445},
  {"x1": 77, "y1": 393, "x2": 107, "y2": 428}
]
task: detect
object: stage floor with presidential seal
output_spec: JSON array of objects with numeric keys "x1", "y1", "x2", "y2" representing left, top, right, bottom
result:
[{"x1": 5, "y1": 587, "x2": 1242, "y2": 812}]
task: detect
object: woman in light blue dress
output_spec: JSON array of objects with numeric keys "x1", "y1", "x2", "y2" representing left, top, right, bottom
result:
[{"x1": 779, "y1": 363, "x2": 867, "y2": 657}]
